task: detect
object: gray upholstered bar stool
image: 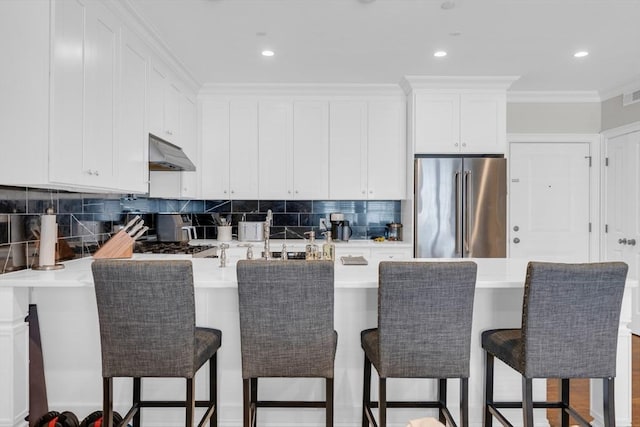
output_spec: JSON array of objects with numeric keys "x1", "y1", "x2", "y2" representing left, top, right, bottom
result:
[
  {"x1": 361, "y1": 261, "x2": 478, "y2": 427},
  {"x1": 482, "y1": 261, "x2": 628, "y2": 427},
  {"x1": 91, "y1": 259, "x2": 221, "y2": 427},
  {"x1": 236, "y1": 260, "x2": 337, "y2": 427}
]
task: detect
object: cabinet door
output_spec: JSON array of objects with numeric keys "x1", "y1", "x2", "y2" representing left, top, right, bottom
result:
[
  {"x1": 49, "y1": 0, "x2": 86, "y2": 185},
  {"x1": 83, "y1": 1, "x2": 119, "y2": 186},
  {"x1": 148, "y1": 62, "x2": 166, "y2": 138},
  {"x1": 165, "y1": 82, "x2": 182, "y2": 141},
  {"x1": 117, "y1": 27, "x2": 148, "y2": 193},
  {"x1": 329, "y1": 101, "x2": 367, "y2": 199},
  {"x1": 179, "y1": 96, "x2": 198, "y2": 197},
  {"x1": 414, "y1": 93, "x2": 460, "y2": 154},
  {"x1": 229, "y1": 100, "x2": 259, "y2": 199},
  {"x1": 460, "y1": 93, "x2": 506, "y2": 153},
  {"x1": 201, "y1": 100, "x2": 231, "y2": 198},
  {"x1": 293, "y1": 101, "x2": 329, "y2": 199},
  {"x1": 367, "y1": 100, "x2": 406, "y2": 199},
  {"x1": 258, "y1": 101, "x2": 293, "y2": 199}
]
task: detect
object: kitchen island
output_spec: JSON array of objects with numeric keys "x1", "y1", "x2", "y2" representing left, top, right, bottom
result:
[{"x1": 0, "y1": 255, "x2": 635, "y2": 427}]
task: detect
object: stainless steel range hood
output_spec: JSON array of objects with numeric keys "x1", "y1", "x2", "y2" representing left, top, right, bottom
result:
[{"x1": 148, "y1": 134, "x2": 196, "y2": 171}]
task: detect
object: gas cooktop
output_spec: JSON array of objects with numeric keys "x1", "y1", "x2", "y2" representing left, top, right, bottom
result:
[{"x1": 133, "y1": 242, "x2": 217, "y2": 258}]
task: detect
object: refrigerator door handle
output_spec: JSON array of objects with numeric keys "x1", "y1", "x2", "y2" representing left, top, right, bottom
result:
[
  {"x1": 455, "y1": 171, "x2": 462, "y2": 255},
  {"x1": 464, "y1": 170, "x2": 471, "y2": 255}
]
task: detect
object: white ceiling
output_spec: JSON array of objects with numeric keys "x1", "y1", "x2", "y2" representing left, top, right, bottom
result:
[{"x1": 128, "y1": 0, "x2": 640, "y2": 96}]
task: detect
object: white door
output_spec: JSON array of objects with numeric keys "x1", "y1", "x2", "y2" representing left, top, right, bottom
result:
[
  {"x1": 293, "y1": 101, "x2": 329, "y2": 199},
  {"x1": 509, "y1": 142, "x2": 591, "y2": 261},
  {"x1": 604, "y1": 131, "x2": 640, "y2": 333},
  {"x1": 329, "y1": 101, "x2": 367, "y2": 199}
]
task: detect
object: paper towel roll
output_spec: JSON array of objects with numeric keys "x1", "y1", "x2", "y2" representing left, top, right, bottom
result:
[{"x1": 39, "y1": 214, "x2": 58, "y2": 267}]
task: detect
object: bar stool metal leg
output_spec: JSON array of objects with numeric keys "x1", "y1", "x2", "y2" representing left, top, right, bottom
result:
[
  {"x1": 460, "y1": 378, "x2": 469, "y2": 427},
  {"x1": 326, "y1": 378, "x2": 334, "y2": 427},
  {"x1": 603, "y1": 377, "x2": 615, "y2": 427},
  {"x1": 133, "y1": 377, "x2": 141, "y2": 427},
  {"x1": 522, "y1": 378, "x2": 534, "y2": 427},
  {"x1": 210, "y1": 355, "x2": 217, "y2": 427},
  {"x1": 362, "y1": 355, "x2": 372, "y2": 427},
  {"x1": 379, "y1": 377, "x2": 387, "y2": 427},
  {"x1": 438, "y1": 379, "x2": 447, "y2": 425},
  {"x1": 186, "y1": 378, "x2": 195, "y2": 427},
  {"x1": 103, "y1": 378, "x2": 114, "y2": 427},
  {"x1": 560, "y1": 378, "x2": 569, "y2": 427},
  {"x1": 484, "y1": 352, "x2": 494, "y2": 427}
]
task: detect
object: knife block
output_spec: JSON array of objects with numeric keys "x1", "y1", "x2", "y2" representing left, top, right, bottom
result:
[{"x1": 93, "y1": 230, "x2": 134, "y2": 259}]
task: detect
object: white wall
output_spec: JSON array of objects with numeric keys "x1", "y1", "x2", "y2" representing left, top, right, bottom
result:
[
  {"x1": 507, "y1": 102, "x2": 601, "y2": 134},
  {"x1": 601, "y1": 95, "x2": 640, "y2": 131}
]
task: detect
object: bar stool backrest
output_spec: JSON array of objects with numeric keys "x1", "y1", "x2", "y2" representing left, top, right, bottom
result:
[
  {"x1": 236, "y1": 260, "x2": 335, "y2": 379},
  {"x1": 91, "y1": 260, "x2": 197, "y2": 378},
  {"x1": 378, "y1": 261, "x2": 477, "y2": 378},
  {"x1": 521, "y1": 261, "x2": 628, "y2": 378}
]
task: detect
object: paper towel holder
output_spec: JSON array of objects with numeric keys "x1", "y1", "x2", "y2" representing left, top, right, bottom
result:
[{"x1": 32, "y1": 208, "x2": 65, "y2": 271}]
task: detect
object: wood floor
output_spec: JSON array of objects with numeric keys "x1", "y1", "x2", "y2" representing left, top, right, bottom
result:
[{"x1": 547, "y1": 334, "x2": 639, "y2": 427}]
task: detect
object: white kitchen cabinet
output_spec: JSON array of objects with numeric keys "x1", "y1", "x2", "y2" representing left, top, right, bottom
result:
[
  {"x1": 329, "y1": 99, "x2": 406, "y2": 200},
  {"x1": 258, "y1": 100, "x2": 294, "y2": 199},
  {"x1": 258, "y1": 100, "x2": 329, "y2": 200},
  {"x1": 414, "y1": 92, "x2": 506, "y2": 154},
  {"x1": 200, "y1": 100, "x2": 259, "y2": 199},
  {"x1": 149, "y1": 61, "x2": 182, "y2": 144},
  {"x1": 329, "y1": 101, "x2": 368, "y2": 199},
  {"x1": 293, "y1": 101, "x2": 330, "y2": 199},
  {"x1": 116, "y1": 27, "x2": 149, "y2": 193},
  {"x1": 49, "y1": 0, "x2": 119, "y2": 188},
  {"x1": 367, "y1": 100, "x2": 406, "y2": 199}
]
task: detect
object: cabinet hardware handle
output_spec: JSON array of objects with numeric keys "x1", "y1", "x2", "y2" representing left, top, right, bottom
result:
[
  {"x1": 618, "y1": 238, "x2": 627, "y2": 244},
  {"x1": 513, "y1": 237, "x2": 520, "y2": 244},
  {"x1": 454, "y1": 143, "x2": 459, "y2": 147},
  {"x1": 462, "y1": 142, "x2": 467, "y2": 147},
  {"x1": 628, "y1": 239, "x2": 637, "y2": 246}
]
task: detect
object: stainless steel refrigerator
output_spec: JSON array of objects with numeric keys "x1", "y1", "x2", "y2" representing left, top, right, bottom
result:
[{"x1": 414, "y1": 156, "x2": 507, "y2": 258}]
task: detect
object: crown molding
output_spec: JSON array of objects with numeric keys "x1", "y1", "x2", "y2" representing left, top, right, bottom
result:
[
  {"x1": 401, "y1": 76, "x2": 520, "y2": 94},
  {"x1": 198, "y1": 83, "x2": 405, "y2": 98},
  {"x1": 599, "y1": 79, "x2": 640, "y2": 102},
  {"x1": 106, "y1": 0, "x2": 201, "y2": 94},
  {"x1": 507, "y1": 91, "x2": 601, "y2": 103}
]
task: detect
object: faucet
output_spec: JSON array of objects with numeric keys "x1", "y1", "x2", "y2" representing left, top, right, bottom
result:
[{"x1": 263, "y1": 209, "x2": 273, "y2": 260}]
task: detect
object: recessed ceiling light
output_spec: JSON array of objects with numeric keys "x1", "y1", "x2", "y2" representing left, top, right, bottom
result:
[
  {"x1": 441, "y1": 1, "x2": 455, "y2": 10},
  {"x1": 262, "y1": 50, "x2": 275, "y2": 57},
  {"x1": 434, "y1": 51, "x2": 447, "y2": 58},
  {"x1": 574, "y1": 51, "x2": 589, "y2": 58}
]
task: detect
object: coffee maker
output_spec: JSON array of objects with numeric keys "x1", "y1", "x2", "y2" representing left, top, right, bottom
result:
[{"x1": 329, "y1": 212, "x2": 352, "y2": 242}]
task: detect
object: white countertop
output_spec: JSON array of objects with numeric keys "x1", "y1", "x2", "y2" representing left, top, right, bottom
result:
[
  {"x1": 0, "y1": 255, "x2": 570, "y2": 290},
  {"x1": 189, "y1": 238, "x2": 412, "y2": 249}
]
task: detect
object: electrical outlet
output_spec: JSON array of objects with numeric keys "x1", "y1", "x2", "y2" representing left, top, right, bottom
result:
[{"x1": 319, "y1": 218, "x2": 328, "y2": 230}]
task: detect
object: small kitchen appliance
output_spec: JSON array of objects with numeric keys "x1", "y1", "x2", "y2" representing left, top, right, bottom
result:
[
  {"x1": 385, "y1": 223, "x2": 403, "y2": 241},
  {"x1": 237, "y1": 221, "x2": 264, "y2": 242},
  {"x1": 329, "y1": 213, "x2": 352, "y2": 242},
  {"x1": 156, "y1": 214, "x2": 194, "y2": 242}
]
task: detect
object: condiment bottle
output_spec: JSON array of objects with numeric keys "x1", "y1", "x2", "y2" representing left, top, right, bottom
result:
[
  {"x1": 322, "y1": 231, "x2": 335, "y2": 261},
  {"x1": 304, "y1": 231, "x2": 320, "y2": 260}
]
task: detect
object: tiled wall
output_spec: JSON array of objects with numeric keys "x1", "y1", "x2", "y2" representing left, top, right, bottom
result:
[{"x1": 0, "y1": 185, "x2": 401, "y2": 274}]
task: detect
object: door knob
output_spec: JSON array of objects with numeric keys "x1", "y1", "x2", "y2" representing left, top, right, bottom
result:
[
  {"x1": 513, "y1": 237, "x2": 520, "y2": 244},
  {"x1": 628, "y1": 239, "x2": 637, "y2": 246},
  {"x1": 618, "y1": 238, "x2": 627, "y2": 244}
]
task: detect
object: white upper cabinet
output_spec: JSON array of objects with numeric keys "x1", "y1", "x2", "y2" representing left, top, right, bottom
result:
[
  {"x1": 414, "y1": 92, "x2": 506, "y2": 154},
  {"x1": 367, "y1": 100, "x2": 406, "y2": 199},
  {"x1": 258, "y1": 100, "x2": 294, "y2": 199},
  {"x1": 404, "y1": 76, "x2": 517, "y2": 155},
  {"x1": 117, "y1": 27, "x2": 149, "y2": 193},
  {"x1": 329, "y1": 99, "x2": 406, "y2": 200},
  {"x1": 149, "y1": 61, "x2": 182, "y2": 144},
  {"x1": 293, "y1": 101, "x2": 330, "y2": 199},
  {"x1": 200, "y1": 99, "x2": 259, "y2": 199},
  {"x1": 49, "y1": 0, "x2": 119, "y2": 188},
  {"x1": 329, "y1": 101, "x2": 368, "y2": 199}
]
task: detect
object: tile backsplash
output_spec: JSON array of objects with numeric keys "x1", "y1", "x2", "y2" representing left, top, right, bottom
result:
[{"x1": 0, "y1": 185, "x2": 401, "y2": 274}]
